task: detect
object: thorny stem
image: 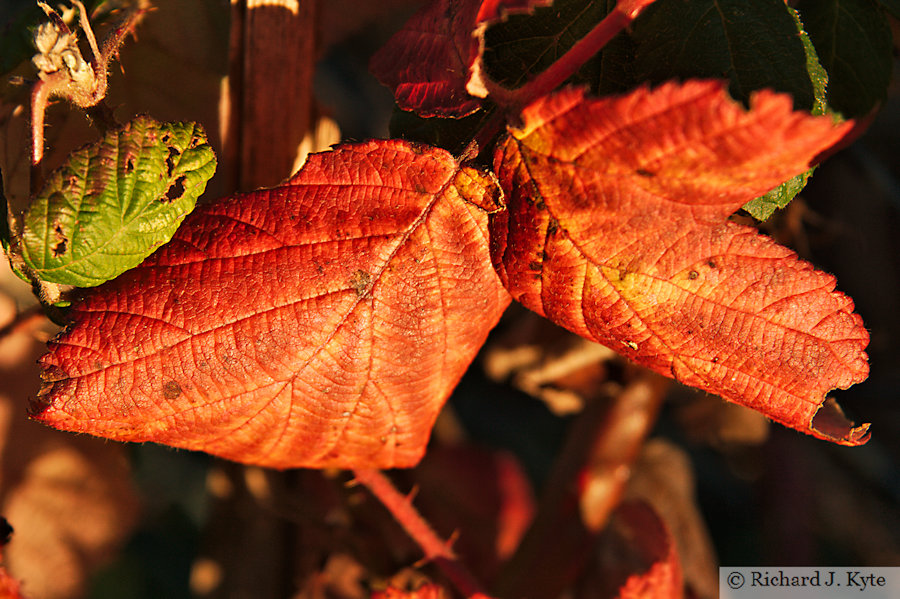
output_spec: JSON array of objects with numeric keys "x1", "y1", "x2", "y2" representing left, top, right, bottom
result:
[
  {"x1": 29, "y1": 1, "x2": 144, "y2": 189},
  {"x1": 30, "y1": 78, "x2": 51, "y2": 191},
  {"x1": 352, "y1": 468, "x2": 488, "y2": 599},
  {"x1": 72, "y1": 0, "x2": 101, "y2": 62}
]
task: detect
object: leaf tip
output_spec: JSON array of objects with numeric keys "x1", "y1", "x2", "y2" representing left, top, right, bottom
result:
[{"x1": 809, "y1": 397, "x2": 871, "y2": 446}]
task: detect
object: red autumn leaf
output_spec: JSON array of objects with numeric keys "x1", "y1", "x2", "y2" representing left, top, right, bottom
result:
[
  {"x1": 32, "y1": 140, "x2": 511, "y2": 470},
  {"x1": 370, "y1": 0, "x2": 551, "y2": 117},
  {"x1": 490, "y1": 80, "x2": 870, "y2": 446}
]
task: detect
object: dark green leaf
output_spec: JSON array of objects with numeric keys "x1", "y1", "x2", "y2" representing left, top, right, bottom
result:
[
  {"x1": 631, "y1": 0, "x2": 817, "y2": 110},
  {"x1": 21, "y1": 116, "x2": 216, "y2": 286},
  {"x1": 797, "y1": 0, "x2": 892, "y2": 117},
  {"x1": 874, "y1": 0, "x2": 900, "y2": 17},
  {"x1": 481, "y1": 0, "x2": 609, "y2": 89},
  {"x1": 740, "y1": 8, "x2": 829, "y2": 220}
]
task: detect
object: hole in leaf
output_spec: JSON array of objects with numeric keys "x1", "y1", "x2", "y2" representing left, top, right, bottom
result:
[
  {"x1": 51, "y1": 222, "x2": 68, "y2": 257},
  {"x1": 124, "y1": 155, "x2": 135, "y2": 173},
  {"x1": 166, "y1": 146, "x2": 181, "y2": 177},
  {"x1": 162, "y1": 176, "x2": 186, "y2": 203}
]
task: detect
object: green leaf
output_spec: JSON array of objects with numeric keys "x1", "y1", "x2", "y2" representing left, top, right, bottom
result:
[
  {"x1": 21, "y1": 116, "x2": 216, "y2": 287},
  {"x1": 796, "y1": 0, "x2": 893, "y2": 118},
  {"x1": 741, "y1": 8, "x2": 829, "y2": 221},
  {"x1": 742, "y1": 168, "x2": 815, "y2": 221},
  {"x1": 630, "y1": 0, "x2": 817, "y2": 110},
  {"x1": 481, "y1": 0, "x2": 610, "y2": 90}
]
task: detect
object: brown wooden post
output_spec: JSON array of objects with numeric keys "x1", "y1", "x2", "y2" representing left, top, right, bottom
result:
[{"x1": 224, "y1": 0, "x2": 318, "y2": 191}]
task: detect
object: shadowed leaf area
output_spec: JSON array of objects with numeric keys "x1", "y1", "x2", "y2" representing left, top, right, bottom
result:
[
  {"x1": 370, "y1": 0, "x2": 554, "y2": 118},
  {"x1": 489, "y1": 80, "x2": 870, "y2": 445},
  {"x1": 32, "y1": 140, "x2": 510, "y2": 469}
]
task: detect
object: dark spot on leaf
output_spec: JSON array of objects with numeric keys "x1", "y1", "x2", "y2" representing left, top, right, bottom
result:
[
  {"x1": 162, "y1": 380, "x2": 181, "y2": 399},
  {"x1": 415, "y1": 183, "x2": 427, "y2": 194},
  {"x1": 51, "y1": 222, "x2": 68, "y2": 257},
  {"x1": 688, "y1": 270, "x2": 699, "y2": 280},
  {"x1": 528, "y1": 260, "x2": 541, "y2": 271},
  {"x1": 349, "y1": 269, "x2": 372, "y2": 297},
  {"x1": 636, "y1": 168, "x2": 655, "y2": 177},
  {"x1": 711, "y1": 357, "x2": 719, "y2": 364},
  {"x1": 162, "y1": 176, "x2": 187, "y2": 203},
  {"x1": 166, "y1": 145, "x2": 182, "y2": 177},
  {"x1": 124, "y1": 155, "x2": 135, "y2": 173},
  {"x1": 707, "y1": 260, "x2": 717, "y2": 269}
]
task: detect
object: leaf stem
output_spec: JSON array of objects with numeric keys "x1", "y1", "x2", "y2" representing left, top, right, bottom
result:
[
  {"x1": 30, "y1": 79, "x2": 52, "y2": 193},
  {"x1": 352, "y1": 468, "x2": 488, "y2": 598},
  {"x1": 511, "y1": 1, "x2": 648, "y2": 110}
]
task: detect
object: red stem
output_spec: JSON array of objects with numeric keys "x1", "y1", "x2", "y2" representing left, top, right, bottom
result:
[
  {"x1": 30, "y1": 79, "x2": 51, "y2": 194},
  {"x1": 352, "y1": 468, "x2": 488, "y2": 598},
  {"x1": 512, "y1": 5, "x2": 633, "y2": 109}
]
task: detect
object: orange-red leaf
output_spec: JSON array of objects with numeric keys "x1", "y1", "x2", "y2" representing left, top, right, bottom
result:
[
  {"x1": 370, "y1": 0, "x2": 551, "y2": 117},
  {"x1": 490, "y1": 81, "x2": 870, "y2": 445},
  {"x1": 370, "y1": 583, "x2": 449, "y2": 599},
  {"x1": 607, "y1": 501, "x2": 682, "y2": 599},
  {"x1": 32, "y1": 140, "x2": 510, "y2": 469}
]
